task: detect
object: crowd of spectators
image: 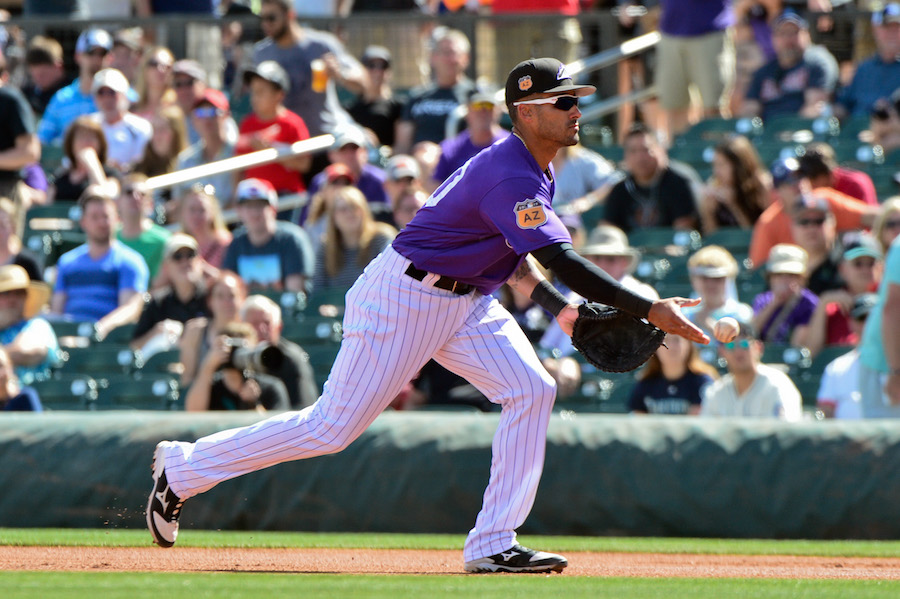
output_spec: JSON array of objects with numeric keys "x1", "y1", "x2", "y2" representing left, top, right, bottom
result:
[{"x1": 0, "y1": 2, "x2": 897, "y2": 419}]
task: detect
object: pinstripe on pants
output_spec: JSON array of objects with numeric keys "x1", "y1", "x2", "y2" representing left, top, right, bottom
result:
[{"x1": 161, "y1": 246, "x2": 558, "y2": 562}]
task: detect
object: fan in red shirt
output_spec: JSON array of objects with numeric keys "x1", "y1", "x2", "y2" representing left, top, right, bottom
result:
[
  {"x1": 236, "y1": 61, "x2": 310, "y2": 195},
  {"x1": 799, "y1": 142, "x2": 878, "y2": 206},
  {"x1": 793, "y1": 232, "x2": 884, "y2": 358}
]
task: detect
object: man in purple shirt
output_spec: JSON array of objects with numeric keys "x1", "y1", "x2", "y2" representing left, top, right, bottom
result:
[
  {"x1": 431, "y1": 90, "x2": 510, "y2": 186},
  {"x1": 301, "y1": 126, "x2": 388, "y2": 223},
  {"x1": 146, "y1": 58, "x2": 708, "y2": 573}
]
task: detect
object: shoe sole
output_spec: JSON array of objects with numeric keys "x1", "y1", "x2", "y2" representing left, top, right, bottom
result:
[
  {"x1": 146, "y1": 441, "x2": 175, "y2": 548},
  {"x1": 465, "y1": 561, "x2": 567, "y2": 574}
]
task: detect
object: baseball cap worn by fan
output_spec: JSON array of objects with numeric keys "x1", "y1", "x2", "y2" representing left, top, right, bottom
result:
[
  {"x1": 236, "y1": 178, "x2": 277, "y2": 206},
  {"x1": 163, "y1": 233, "x2": 199, "y2": 261},
  {"x1": 193, "y1": 88, "x2": 230, "y2": 113},
  {"x1": 362, "y1": 45, "x2": 391, "y2": 66},
  {"x1": 842, "y1": 231, "x2": 883, "y2": 261},
  {"x1": 324, "y1": 163, "x2": 356, "y2": 185},
  {"x1": 243, "y1": 61, "x2": 291, "y2": 92},
  {"x1": 766, "y1": 243, "x2": 808, "y2": 275},
  {"x1": 92, "y1": 68, "x2": 129, "y2": 95},
  {"x1": 332, "y1": 127, "x2": 368, "y2": 150},
  {"x1": 173, "y1": 59, "x2": 207, "y2": 83},
  {"x1": 772, "y1": 10, "x2": 809, "y2": 30},
  {"x1": 770, "y1": 157, "x2": 802, "y2": 187},
  {"x1": 504, "y1": 57, "x2": 596, "y2": 107},
  {"x1": 873, "y1": 3, "x2": 900, "y2": 25},
  {"x1": 386, "y1": 154, "x2": 421, "y2": 181},
  {"x1": 75, "y1": 29, "x2": 112, "y2": 54}
]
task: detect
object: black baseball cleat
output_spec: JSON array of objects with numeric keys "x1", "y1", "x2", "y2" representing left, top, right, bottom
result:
[
  {"x1": 464, "y1": 544, "x2": 568, "y2": 573},
  {"x1": 146, "y1": 441, "x2": 185, "y2": 548}
]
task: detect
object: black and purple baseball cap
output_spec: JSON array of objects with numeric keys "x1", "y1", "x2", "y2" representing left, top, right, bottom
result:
[{"x1": 504, "y1": 58, "x2": 595, "y2": 107}]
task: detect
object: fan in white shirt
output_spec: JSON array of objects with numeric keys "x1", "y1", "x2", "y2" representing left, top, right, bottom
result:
[
  {"x1": 701, "y1": 320, "x2": 803, "y2": 421},
  {"x1": 90, "y1": 68, "x2": 152, "y2": 172}
]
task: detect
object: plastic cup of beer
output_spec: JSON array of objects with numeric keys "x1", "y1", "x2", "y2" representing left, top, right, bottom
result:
[{"x1": 311, "y1": 59, "x2": 328, "y2": 93}]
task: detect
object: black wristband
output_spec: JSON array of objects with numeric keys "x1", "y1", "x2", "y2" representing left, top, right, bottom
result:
[{"x1": 530, "y1": 279, "x2": 569, "y2": 317}]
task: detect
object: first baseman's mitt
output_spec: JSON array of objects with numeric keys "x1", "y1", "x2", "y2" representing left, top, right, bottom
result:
[{"x1": 571, "y1": 303, "x2": 667, "y2": 373}]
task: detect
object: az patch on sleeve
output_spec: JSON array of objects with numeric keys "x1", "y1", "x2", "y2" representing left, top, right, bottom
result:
[{"x1": 514, "y1": 199, "x2": 547, "y2": 230}]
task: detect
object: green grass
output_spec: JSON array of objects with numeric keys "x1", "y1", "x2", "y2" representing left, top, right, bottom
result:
[
  {"x1": 2, "y1": 528, "x2": 900, "y2": 557},
  {"x1": 2, "y1": 572, "x2": 898, "y2": 599},
  {"x1": 2, "y1": 530, "x2": 899, "y2": 598}
]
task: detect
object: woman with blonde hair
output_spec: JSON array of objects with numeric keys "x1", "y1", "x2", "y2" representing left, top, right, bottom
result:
[
  {"x1": 699, "y1": 135, "x2": 771, "y2": 233},
  {"x1": 683, "y1": 244, "x2": 754, "y2": 338},
  {"x1": 872, "y1": 197, "x2": 900, "y2": 254},
  {"x1": 133, "y1": 46, "x2": 176, "y2": 120},
  {"x1": 177, "y1": 184, "x2": 232, "y2": 269},
  {"x1": 629, "y1": 333, "x2": 719, "y2": 415},
  {"x1": 312, "y1": 186, "x2": 396, "y2": 292},
  {"x1": 134, "y1": 104, "x2": 188, "y2": 180}
]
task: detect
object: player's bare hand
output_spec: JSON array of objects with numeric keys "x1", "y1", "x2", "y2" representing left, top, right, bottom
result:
[
  {"x1": 647, "y1": 297, "x2": 710, "y2": 345},
  {"x1": 556, "y1": 304, "x2": 579, "y2": 337}
]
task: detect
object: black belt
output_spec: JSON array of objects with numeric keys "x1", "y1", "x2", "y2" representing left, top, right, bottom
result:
[{"x1": 404, "y1": 264, "x2": 474, "y2": 295}]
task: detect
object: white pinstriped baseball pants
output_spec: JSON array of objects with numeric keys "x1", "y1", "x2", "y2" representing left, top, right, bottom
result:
[{"x1": 161, "y1": 246, "x2": 558, "y2": 562}]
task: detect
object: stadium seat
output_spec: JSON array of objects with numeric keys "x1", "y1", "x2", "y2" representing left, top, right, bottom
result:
[
  {"x1": 674, "y1": 117, "x2": 763, "y2": 145},
  {"x1": 95, "y1": 373, "x2": 180, "y2": 410},
  {"x1": 39, "y1": 143, "x2": 65, "y2": 174},
  {"x1": 135, "y1": 348, "x2": 182, "y2": 375},
  {"x1": 762, "y1": 115, "x2": 840, "y2": 142},
  {"x1": 282, "y1": 315, "x2": 343, "y2": 346},
  {"x1": 30, "y1": 374, "x2": 99, "y2": 411},
  {"x1": 562, "y1": 369, "x2": 637, "y2": 414},
  {"x1": 627, "y1": 228, "x2": 702, "y2": 254},
  {"x1": 56, "y1": 344, "x2": 136, "y2": 377},
  {"x1": 701, "y1": 227, "x2": 754, "y2": 254}
]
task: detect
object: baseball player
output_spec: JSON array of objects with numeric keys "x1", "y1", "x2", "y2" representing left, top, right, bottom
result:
[{"x1": 147, "y1": 58, "x2": 709, "y2": 573}]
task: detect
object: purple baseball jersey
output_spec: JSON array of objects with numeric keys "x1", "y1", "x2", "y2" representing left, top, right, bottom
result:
[{"x1": 392, "y1": 135, "x2": 572, "y2": 295}]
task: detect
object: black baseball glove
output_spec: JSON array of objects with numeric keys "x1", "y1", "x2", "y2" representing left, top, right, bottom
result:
[{"x1": 571, "y1": 303, "x2": 667, "y2": 373}]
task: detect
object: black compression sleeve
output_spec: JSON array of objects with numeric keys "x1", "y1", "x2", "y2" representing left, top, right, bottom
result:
[
  {"x1": 530, "y1": 279, "x2": 569, "y2": 317},
  {"x1": 532, "y1": 243, "x2": 654, "y2": 319}
]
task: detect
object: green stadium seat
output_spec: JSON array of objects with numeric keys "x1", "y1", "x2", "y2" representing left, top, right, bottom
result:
[
  {"x1": 837, "y1": 114, "x2": 871, "y2": 141},
  {"x1": 56, "y1": 344, "x2": 136, "y2": 377},
  {"x1": 95, "y1": 373, "x2": 180, "y2": 410},
  {"x1": 627, "y1": 228, "x2": 702, "y2": 254},
  {"x1": 762, "y1": 115, "x2": 840, "y2": 142},
  {"x1": 562, "y1": 370, "x2": 637, "y2": 414},
  {"x1": 31, "y1": 374, "x2": 100, "y2": 410},
  {"x1": 674, "y1": 117, "x2": 763, "y2": 145},
  {"x1": 701, "y1": 227, "x2": 754, "y2": 254},
  {"x1": 282, "y1": 315, "x2": 343, "y2": 346},
  {"x1": 136, "y1": 348, "x2": 182, "y2": 375},
  {"x1": 39, "y1": 144, "x2": 65, "y2": 174}
]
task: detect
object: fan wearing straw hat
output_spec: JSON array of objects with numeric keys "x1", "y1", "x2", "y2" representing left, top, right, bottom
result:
[{"x1": 0, "y1": 264, "x2": 58, "y2": 385}]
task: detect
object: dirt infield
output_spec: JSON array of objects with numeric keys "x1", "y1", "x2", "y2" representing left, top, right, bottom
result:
[{"x1": 2, "y1": 546, "x2": 900, "y2": 579}]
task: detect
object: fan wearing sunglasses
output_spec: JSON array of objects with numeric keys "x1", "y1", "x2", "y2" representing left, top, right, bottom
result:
[
  {"x1": 431, "y1": 90, "x2": 510, "y2": 186},
  {"x1": 700, "y1": 319, "x2": 802, "y2": 421},
  {"x1": 602, "y1": 122, "x2": 699, "y2": 233}
]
